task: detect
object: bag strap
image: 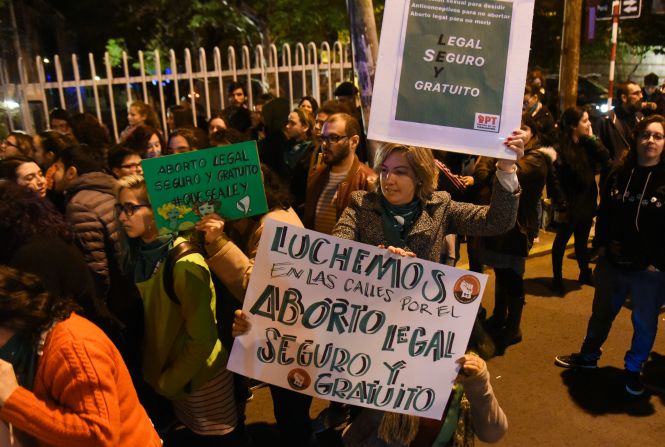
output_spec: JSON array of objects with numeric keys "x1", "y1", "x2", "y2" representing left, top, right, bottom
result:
[{"x1": 163, "y1": 241, "x2": 202, "y2": 305}]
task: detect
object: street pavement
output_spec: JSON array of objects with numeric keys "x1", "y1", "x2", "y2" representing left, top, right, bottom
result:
[{"x1": 243, "y1": 233, "x2": 665, "y2": 446}]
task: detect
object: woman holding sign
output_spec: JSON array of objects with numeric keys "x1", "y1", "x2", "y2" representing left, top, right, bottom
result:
[
  {"x1": 330, "y1": 135, "x2": 523, "y2": 446},
  {"x1": 115, "y1": 175, "x2": 244, "y2": 446}
]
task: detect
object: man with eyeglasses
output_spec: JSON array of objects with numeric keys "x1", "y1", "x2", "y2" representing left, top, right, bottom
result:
[
  {"x1": 596, "y1": 81, "x2": 644, "y2": 165},
  {"x1": 303, "y1": 113, "x2": 376, "y2": 235},
  {"x1": 308, "y1": 101, "x2": 347, "y2": 172},
  {"x1": 108, "y1": 145, "x2": 143, "y2": 179}
]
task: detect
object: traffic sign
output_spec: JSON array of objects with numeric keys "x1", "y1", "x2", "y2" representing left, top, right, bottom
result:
[{"x1": 596, "y1": 0, "x2": 642, "y2": 20}]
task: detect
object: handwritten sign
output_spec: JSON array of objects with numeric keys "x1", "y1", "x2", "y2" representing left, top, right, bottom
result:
[
  {"x1": 227, "y1": 220, "x2": 487, "y2": 419},
  {"x1": 141, "y1": 142, "x2": 268, "y2": 234},
  {"x1": 368, "y1": 0, "x2": 535, "y2": 158}
]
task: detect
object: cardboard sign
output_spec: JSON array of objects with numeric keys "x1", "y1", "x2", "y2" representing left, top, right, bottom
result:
[
  {"x1": 141, "y1": 142, "x2": 268, "y2": 235},
  {"x1": 368, "y1": 0, "x2": 535, "y2": 158},
  {"x1": 227, "y1": 220, "x2": 488, "y2": 419}
]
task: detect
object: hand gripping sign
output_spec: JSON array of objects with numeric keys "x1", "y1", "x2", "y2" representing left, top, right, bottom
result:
[
  {"x1": 368, "y1": 0, "x2": 535, "y2": 159},
  {"x1": 227, "y1": 220, "x2": 488, "y2": 419}
]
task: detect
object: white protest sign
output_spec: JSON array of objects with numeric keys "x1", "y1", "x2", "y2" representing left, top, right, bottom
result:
[
  {"x1": 368, "y1": 0, "x2": 535, "y2": 158},
  {"x1": 227, "y1": 220, "x2": 488, "y2": 419}
]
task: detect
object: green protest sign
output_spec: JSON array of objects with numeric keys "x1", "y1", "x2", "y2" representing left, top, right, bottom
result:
[
  {"x1": 395, "y1": 0, "x2": 513, "y2": 132},
  {"x1": 141, "y1": 141, "x2": 268, "y2": 235}
]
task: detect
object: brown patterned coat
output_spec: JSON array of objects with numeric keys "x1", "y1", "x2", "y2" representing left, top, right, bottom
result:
[{"x1": 332, "y1": 179, "x2": 520, "y2": 262}]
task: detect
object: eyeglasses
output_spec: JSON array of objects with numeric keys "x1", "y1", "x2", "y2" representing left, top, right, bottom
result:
[
  {"x1": 115, "y1": 203, "x2": 150, "y2": 216},
  {"x1": 320, "y1": 134, "x2": 350, "y2": 145},
  {"x1": 1, "y1": 139, "x2": 18, "y2": 149},
  {"x1": 639, "y1": 132, "x2": 665, "y2": 142},
  {"x1": 120, "y1": 162, "x2": 142, "y2": 170}
]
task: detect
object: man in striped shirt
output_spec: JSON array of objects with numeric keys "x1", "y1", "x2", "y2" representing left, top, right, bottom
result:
[{"x1": 303, "y1": 113, "x2": 376, "y2": 235}]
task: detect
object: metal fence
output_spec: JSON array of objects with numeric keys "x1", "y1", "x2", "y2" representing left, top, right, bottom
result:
[{"x1": 0, "y1": 41, "x2": 354, "y2": 139}]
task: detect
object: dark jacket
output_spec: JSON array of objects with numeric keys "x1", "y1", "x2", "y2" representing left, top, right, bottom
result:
[
  {"x1": 555, "y1": 135, "x2": 610, "y2": 225},
  {"x1": 260, "y1": 131, "x2": 314, "y2": 213},
  {"x1": 303, "y1": 155, "x2": 376, "y2": 229},
  {"x1": 64, "y1": 172, "x2": 129, "y2": 310},
  {"x1": 332, "y1": 180, "x2": 519, "y2": 262},
  {"x1": 479, "y1": 146, "x2": 559, "y2": 256},
  {"x1": 595, "y1": 108, "x2": 642, "y2": 163},
  {"x1": 531, "y1": 104, "x2": 557, "y2": 147},
  {"x1": 595, "y1": 162, "x2": 665, "y2": 271}
]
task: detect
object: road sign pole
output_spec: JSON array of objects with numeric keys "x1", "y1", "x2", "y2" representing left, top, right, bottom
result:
[{"x1": 607, "y1": 0, "x2": 620, "y2": 110}]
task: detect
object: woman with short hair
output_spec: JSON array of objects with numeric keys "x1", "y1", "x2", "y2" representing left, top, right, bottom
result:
[{"x1": 116, "y1": 175, "x2": 242, "y2": 445}]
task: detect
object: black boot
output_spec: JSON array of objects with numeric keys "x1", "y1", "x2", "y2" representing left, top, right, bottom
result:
[
  {"x1": 484, "y1": 284, "x2": 508, "y2": 336},
  {"x1": 495, "y1": 297, "x2": 524, "y2": 355},
  {"x1": 578, "y1": 268, "x2": 594, "y2": 286}
]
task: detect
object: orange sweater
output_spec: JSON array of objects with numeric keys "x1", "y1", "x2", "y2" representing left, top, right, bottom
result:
[{"x1": 0, "y1": 313, "x2": 161, "y2": 447}]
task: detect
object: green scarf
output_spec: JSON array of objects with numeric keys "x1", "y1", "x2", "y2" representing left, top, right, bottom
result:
[
  {"x1": 134, "y1": 234, "x2": 174, "y2": 283},
  {"x1": 380, "y1": 194, "x2": 422, "y2": 248},
  {"x1": 0, "y1": 334, "x2": 38, "y2": 390},
  {"x1": 432, "y1": 384, "x2": 465, "y2": 446}
]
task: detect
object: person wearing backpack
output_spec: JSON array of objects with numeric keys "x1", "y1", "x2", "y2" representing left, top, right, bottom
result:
[{"x1": 115, "y1": 175, "x2": 245, "y2": 446}]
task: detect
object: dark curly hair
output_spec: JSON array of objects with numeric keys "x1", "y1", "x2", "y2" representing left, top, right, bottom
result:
[
  {"x1": 0, "y1": 182, "x2": 73, "y2": 263},
  {"x1": 69, "y1": 113, "x2": 111, "y2": 153},
  {"x1": 0, "y1": 265, "x2": 79, "y2": 339},
  {"x1": 124, "y1": 124, "x2": 164, "y2": 157}
]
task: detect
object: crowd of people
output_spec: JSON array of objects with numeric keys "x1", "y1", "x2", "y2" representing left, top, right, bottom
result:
[{"x1": 0, "y1": 69, "x2": 663, "y2": 446}]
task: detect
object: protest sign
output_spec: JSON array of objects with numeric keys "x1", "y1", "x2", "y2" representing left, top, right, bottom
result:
[
  {"x1": 368, "y1": 0, "x2": 535, "y2": 158},
  {"x1": 227, "y1": 220, "x2": 488, "y2": 419},
  {"x1": 141, "y1": 142, "x2": 268, "y2": 234}
]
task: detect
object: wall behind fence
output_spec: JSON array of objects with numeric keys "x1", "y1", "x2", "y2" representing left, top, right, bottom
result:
[{"x1": 0, "y1": 41, "x2": 354, "y2": 138}]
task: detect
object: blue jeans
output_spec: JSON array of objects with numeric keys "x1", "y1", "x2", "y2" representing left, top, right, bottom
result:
[{"x1": 580, "y1": 256, "x2": 665, "y2": 372}]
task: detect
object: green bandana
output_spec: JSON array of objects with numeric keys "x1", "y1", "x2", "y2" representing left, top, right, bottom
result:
[
  {"x1": 135, "y1": 234, "x2": 173, "y2": 282},
  {"x1": 380, "y1": 194, "x2": 422, "y2": 248}
]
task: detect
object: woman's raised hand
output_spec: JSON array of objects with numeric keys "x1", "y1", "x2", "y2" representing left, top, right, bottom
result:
[
  {"x1": 194, "y1": 213, "x2": 226, "y2": 244},
  {"x1": 497, "y1": 128, "x2": 526, "y2": 172},
  {"x1": 232, "y1": 310, "x2": 251, "y2": 337}
]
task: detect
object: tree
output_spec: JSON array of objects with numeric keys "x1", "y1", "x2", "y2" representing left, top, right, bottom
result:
[{"x1": 45, "y1": 0, "x2": 350, "y2": 57}]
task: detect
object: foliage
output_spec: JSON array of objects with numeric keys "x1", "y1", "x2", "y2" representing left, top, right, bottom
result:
[
  {"x1": 597, "y1": 0, "x2": 665, "y2": 54},
  {"x1": 105, "y1": 38, "x2": 128, "y2": 68},
  {"x1": 45, "y1": 0, "x2": 351, "y2": 57}
]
